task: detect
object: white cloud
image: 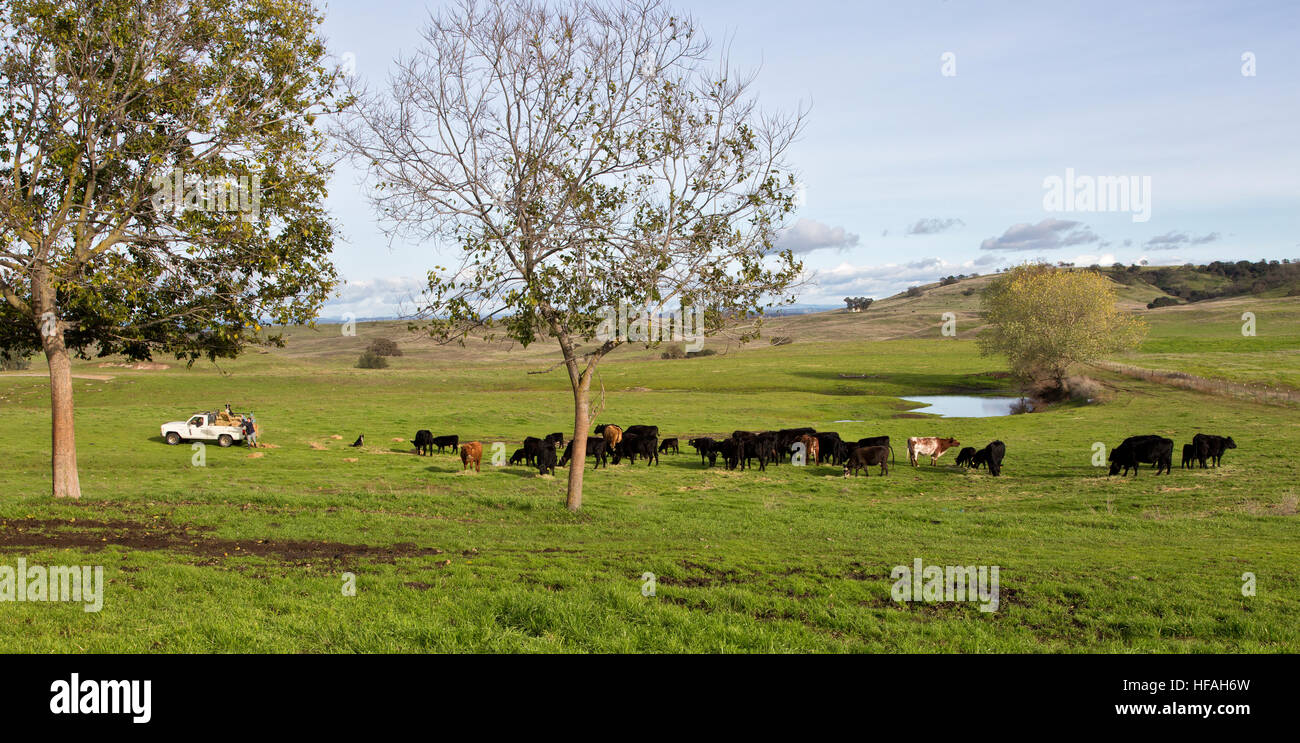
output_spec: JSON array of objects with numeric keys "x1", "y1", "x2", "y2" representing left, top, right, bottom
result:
[
  {"x1": 775, "y1": 218, "x2": 860, "y2": 255},
  {"x1": 321, "y1": 275, "x2": 428, "y2": 319}
]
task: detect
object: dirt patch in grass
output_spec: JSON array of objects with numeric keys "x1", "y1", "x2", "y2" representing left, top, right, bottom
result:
[{"x1": 0, "y1": 516, "x2": 445, "y2": 566}]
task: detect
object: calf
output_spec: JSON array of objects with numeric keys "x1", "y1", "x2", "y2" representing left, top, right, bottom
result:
[
  {"x1": 1181, "y1": 443, "x2": 1196, "y2": 469},
  {"x1": 509, "y1": 448, "x2": 526, "y2": 466},
  {"x1": 658, "y1": 437, "x2": 680, "y2": 455},
  {"x1": 843, "y1": 445, "x2": 890, "y2": 477},
  {"x1": 1108, "y1": 435, "x2": 1173, "y2": 476},
  {"x1": 954, "y1": 446, "x2": 977, "y2": 468},
  {"x1": 971, "y1": 440, "x2": 1006, "y2": 476},
  {"x1": 907, "y1": 436, "x2": 960, "y2": 466},
  {"x1": 413, "y1": 430, "x2": 435, "y2": 456},
  {"x1": 431, "y1": 434, "x2": 459, "y2": 453},
  {"x1": 459, "y1": 442, "x2": 483, "y2": 473},
  {"x1": 559, "y1": 437, "x2": 607, "y2": 469},
  {"x1": 796, "y1": 434, "x2": 820, "y2": 467},
  {"x1": 1193, "y1": 433, "x2": 1237, "y2": 468},
  {"x1": 856, "y1": 435, "x2": 894, "y2": 464},
  {"x1": 537, "y1": 442, "x2": 557, "y2": 476}
]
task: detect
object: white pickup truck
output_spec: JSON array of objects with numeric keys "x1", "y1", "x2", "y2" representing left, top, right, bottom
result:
[{"x1": 161, "y1": 412, "x2": 246, "y2": 447}]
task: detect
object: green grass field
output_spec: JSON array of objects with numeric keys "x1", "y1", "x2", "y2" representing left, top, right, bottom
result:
[{"x1": 1, "y1": 284, "x2": 1297, "y2": 652}]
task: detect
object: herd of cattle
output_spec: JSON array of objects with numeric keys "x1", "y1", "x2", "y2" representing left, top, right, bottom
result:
[
  {"x1": 404, "y1": 425, "x2": 1239, "y2": 479},
  {"x1": 1109, "y1": 432, "x2": 1238, "y2": 476}
]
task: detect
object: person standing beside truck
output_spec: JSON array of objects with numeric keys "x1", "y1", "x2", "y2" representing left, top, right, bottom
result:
[{"x1": 243, "y1": 414, "x2": 258, "y2": 448}]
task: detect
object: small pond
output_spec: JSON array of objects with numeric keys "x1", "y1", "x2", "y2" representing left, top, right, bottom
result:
[{"x1": 899, "y1": 395, "x2": 1028, "y2": 418}]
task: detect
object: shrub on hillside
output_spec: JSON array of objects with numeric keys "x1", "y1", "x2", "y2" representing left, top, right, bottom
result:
[
  {"x1": 356, "y1": 350, "x2": 389, "y2": 369},
  {"x1": 905, "y1": 286, "x2": 923, "y2": 298},
  {"x1": 1146, "y1": 296, "x2": 1180, "y2": 309},
  {"x1": 367, "y1": 338, "x2": 403, "y2": 356},
  {"x1": 660, "y1": 345, "x2": 686, "y2": 359}
]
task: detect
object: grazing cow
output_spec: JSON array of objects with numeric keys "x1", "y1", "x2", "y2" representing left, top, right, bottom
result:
[
  {"x1": 814, "y1": 432, "x2": 845, "y2": 465},
  {"x1": 625, "y1": 425, "x2": 659, "y2": 440},
  {"x1": 614, "y1": 433, "x2": 659, "y2": 466},
  {"x1": 509, "y1": 448, "x2": 526, "y2": 466},
  {"x1": 796, "y1": 434, "x2": 820, "y2": 467},
  {"x1": 843, "y1": 445, "x2": 890, "y2": 477},
  {"x1": 741, "y1": 433, "x2": 776, "y2": 472},
  {"x1": 689, "y1": 437, "x2": 718, "y2": 466},
  {"x1": 537, "y1": 442, "x2": 557, "y2": 476},
  {"x1": 1181, "y1": 443, "x2": 1196, "y2": 469},
  {"x1": 1108, "y1": 435, "x2": 1173, "y2": 476},
  {"x1": 522, "y1": 436, "x2": 546, "y2": 467},
  {"x1": 658, "y1": 438, "x2": 680, "y2": 455},
  {"x1": 1193, "y1": 433, "x2": 1237, "y2": 468},
  {"x1": 559, "y1": 437, "x2": 607, "y2": 469},
  {"x1": 350, "y1": 434, "x2": 364, "y2": 447},
  {"x1": 717, "y1": 438, "x2": 742, "y2": 470},
  {"x1": 431, "y1": 434, "x2": 459, "y2": 453},
  {"x1": 601, "y1": 424, "x2": 623, "y2": 454},
  {"x1": 413, "y1": 430, "x2": 435, "y2": 456},
  {"x1": 954, "y1": 446, "x2": 977, "y2": 468},
  {"x1": 856, "y1": 436, "x2": 895, "y2": 464},
  {"x1": 545, "y1": 432, "x2": 564, "y2": 448},
  {"x1": 459, "y1": 442, "x2": 483, "y2": 472},
  {"x1": 971, "y1": 441, "x2": 1006, "y2": 476},
  {"x1": 907, "y1": 437, "x2": 960, "y2": 466}
]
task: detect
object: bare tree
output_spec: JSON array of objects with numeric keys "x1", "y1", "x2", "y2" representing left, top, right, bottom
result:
[{"x1": 338, "y1": 0, "x2": 806, "y2": 510}]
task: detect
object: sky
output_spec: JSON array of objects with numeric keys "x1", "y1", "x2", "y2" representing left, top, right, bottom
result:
[{"x1": 317, "y1": 0, "x2": 1299, "y2": 317}]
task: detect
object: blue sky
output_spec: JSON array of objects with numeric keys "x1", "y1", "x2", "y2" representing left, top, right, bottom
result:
[{"x1": 319, "y1": 0, "x2": 1299, "y2": 317}]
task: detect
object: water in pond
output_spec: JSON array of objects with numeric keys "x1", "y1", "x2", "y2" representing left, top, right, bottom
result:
[{"x1": 899, "y1": 395, "x2": 1027, "y2": 418}]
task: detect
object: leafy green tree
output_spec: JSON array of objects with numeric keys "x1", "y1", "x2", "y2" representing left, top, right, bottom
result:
[
  {"x1": 339, "y1": 0, "x2": 805, "y2": 511},
  {"x1": 978, "y1": 264, "x2": 1146, "y2": 386},
  {"x1": 0, "y1": 0, "x2": 343, "y2": 497}
]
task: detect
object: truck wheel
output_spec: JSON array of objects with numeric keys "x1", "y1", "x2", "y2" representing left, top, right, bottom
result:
[
  {"x1": 217, "y1": 434, "x2": 233, "y2": 448},
  {"x1": 165, "y1": 432, "x2": 182, "y2": 446}
]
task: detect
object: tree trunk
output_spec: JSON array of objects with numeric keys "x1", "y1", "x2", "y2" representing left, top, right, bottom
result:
[
  {"x1": 566, "y1": 367, "x2": 593, "y2": 512},
  {"x1": 33, "y1": 275, "x2": 82, "y2": 499}
]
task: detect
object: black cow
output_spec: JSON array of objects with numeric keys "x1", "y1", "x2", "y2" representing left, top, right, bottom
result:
[
  {"x1": 522, "y1": 436, "x2": 546, "y2": 466},
  {"x1": 689, "y1": 437, "x2": 719, "y2": 466},
  {"x1": 741, "y1": 433, "x2": 776, "y2": 472},
  {"x1": 1108, "y1": 435, "x2": 1173, "y2": 476},
  {"x1": 856, "y1": 436, "x2": 895, "y2": 464},
  {"x1": 431, "y1": 434, "x2": 459, "y2": 453},
  {"x1": 717, "y1": 438, "x2": 742, "y2": 470},
  {"x1": 776, "y1": 428, "x2": 817, "y2": 453},
  {"x1": 625, "y1": 425, "x2": 659, "y2": 440},
  {"x1": 814, "y1": 432, "x2": 844, "y2": 465},
  {"x1": 971, "y1": 440, "x2": 1006, "y2": 476},
  {"x1": 1193, "y1": 433, "x2": 1237, "y2": 468},
  {"x1": 509, "y1": 448, "x2": 526, "y2": 465},
  {"x1": 954, "y1": 446, "x2": 977, "y2": 468},
  {"x1": 843, "y1": 445, "x2": 890, "y2": 477},
  {"x1": 1181, "y1": 443, "x2": 1196, "y2": 469},
  {"x1": 545, "y1": 432, "x2": 564, "y2": 448},
  {"x1": 413, "y1": 430, "x2": 435, "y2": 456},
  {"x1": 658, "y1": 437, "x2": 680, "y2": 454},
  {"x1": 559, "y1": 438, "x2": 607, "y2": 469},
  {"x1": 614, "y1": 433, "x2": 659, "y2": 466},
  {"x1": 537, "y1": 442, "x2": 557, "y2": 476}
]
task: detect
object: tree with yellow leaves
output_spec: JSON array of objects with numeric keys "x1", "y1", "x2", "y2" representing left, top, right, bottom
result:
[{"x1": 978, "y1": 264, "x2": 1146, "y2": 388}]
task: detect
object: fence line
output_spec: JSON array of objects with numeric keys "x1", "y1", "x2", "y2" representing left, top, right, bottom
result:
[{"x1": 1094, "y1": 360, "x2": 1300, "y2": 406}]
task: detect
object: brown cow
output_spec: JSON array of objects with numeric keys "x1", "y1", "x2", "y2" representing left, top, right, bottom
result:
[
  {"x1": 907, "y1": 436, "x2": 960, "y2": 466},
  {"x1": 459, "y1": 441, "x2": 483, "y2": 473},
  {"x1": 797, "y1": 434, "x2": 820, "y2": 466},
  {"x1": 602, "y1": 425, "x2": 623, "y2": 453}
]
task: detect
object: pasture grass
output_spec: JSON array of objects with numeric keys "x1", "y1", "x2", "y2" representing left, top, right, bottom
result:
[{"x1": 0, "y1": 295, "x2": 1297, "y2": 652}]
